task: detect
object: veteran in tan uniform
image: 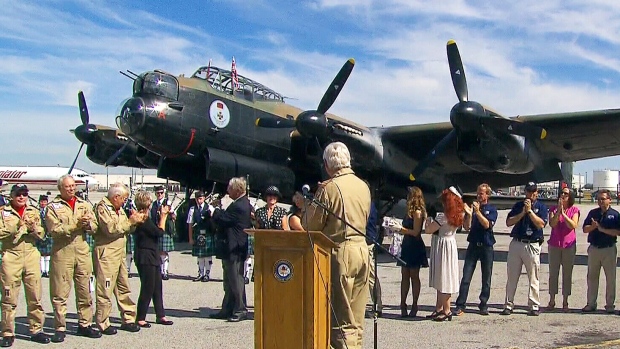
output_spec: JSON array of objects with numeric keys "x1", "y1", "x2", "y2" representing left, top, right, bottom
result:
[
  {"x1": 0, "y1": 184, "x2": 50, "y2": 347},
  {"x1": 93, "y1": 183, "x2": 145, "y2": 335},
  {"x1": 45, "y1": 174, "x2": 102, "y2": 342},
  {"x1": 306, "y1": 142, "x2": 371, "y2": 349}
]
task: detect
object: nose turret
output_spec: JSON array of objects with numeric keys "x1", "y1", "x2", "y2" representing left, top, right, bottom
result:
[{"x1": 117, "y1": 97, "x2": 145, "y2": 135}]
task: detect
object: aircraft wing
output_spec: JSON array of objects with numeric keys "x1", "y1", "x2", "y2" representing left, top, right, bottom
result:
[{"x1": 517, "y1": 108, "x2": 620, "y2": 161}]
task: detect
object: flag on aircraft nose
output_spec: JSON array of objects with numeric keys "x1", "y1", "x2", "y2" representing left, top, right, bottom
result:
[{"x1": 231, "y1": 56, "x2": 239, "y2": 90}]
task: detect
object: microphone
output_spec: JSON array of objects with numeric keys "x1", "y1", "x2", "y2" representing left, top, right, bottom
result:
[{"x1": 302, "y1": 184, "x2": 311, "y2": 198}]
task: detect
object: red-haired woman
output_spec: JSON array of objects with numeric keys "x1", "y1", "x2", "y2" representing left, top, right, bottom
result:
[{"x1": 424, "y1": 186, "x2": 464, "y2": 321}]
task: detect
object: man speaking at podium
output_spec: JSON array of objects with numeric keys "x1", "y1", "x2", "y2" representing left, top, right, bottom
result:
[{"x1": 306, "y1": 142, "x2": 371, "y2": 349}]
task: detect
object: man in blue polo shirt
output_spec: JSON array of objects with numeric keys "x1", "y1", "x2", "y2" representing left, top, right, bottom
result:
[
  {"x1": 455, "y1": 183, "x2": 498, "y2": 316},
  {"x1": 582, "y1": 189, "x2": 620, "y2": 313},
  {"x1": 501, "y1": 182, "x2": 548, "y2": 316}
]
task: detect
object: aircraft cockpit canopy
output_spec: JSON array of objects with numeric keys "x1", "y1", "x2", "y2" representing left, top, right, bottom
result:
[
  {"x1": 192, "y1": 65, "x2": 284, "y2": 102},
  {"x1": 133, "y1": 71, "x2": 179, "y2": 101}
]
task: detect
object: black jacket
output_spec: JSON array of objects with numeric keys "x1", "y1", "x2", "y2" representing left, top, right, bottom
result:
[
  {"x1": 134, "y1": 219, "x2": 164, "y2": 266},
  {"x1": 212, "y1": 195, "x2": 252, "y2": 259}
]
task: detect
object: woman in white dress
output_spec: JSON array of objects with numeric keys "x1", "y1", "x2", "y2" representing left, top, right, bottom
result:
[{"x1": 424, "y1": 186, "x2": 465, "y2": 321}]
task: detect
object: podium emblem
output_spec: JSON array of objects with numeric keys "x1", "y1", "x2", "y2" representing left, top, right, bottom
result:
[{"x1": 274, "y1": 260, "x2": 293, "y2": 282}]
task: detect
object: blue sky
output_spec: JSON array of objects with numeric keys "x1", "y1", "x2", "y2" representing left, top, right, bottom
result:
[{"x1": 1, "y1": 0, "x2": 619, "y2": 181}]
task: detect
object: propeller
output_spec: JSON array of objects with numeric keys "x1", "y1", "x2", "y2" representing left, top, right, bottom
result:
[
  {"x1": 104, "y1": 141, "x2": 130, "y2": 167},
  {"x1": 409, "y1": 40, "x2": 547, "y2": 181},
  {"x1": 68, "y1": 91, "x2": 94, "y2": 174},
  {"x1": 255, "y1": 59, "x2": 355, "y2": 138}
]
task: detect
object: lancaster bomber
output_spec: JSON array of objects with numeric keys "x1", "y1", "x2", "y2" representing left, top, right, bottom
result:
[{"x1": 69, "y1": 40, "x2": 620, "y2": 203}]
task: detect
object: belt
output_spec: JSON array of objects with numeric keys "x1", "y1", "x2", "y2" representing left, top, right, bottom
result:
[
  {"x1": 473, "y1": 242, "x2": 488, "y2": 247},
  {"x1": 591, "y1": 244, "x2": 615, "y2": 249},
  {"x1": 514, "y1": 237, "x2": 543, "y2": 244}
]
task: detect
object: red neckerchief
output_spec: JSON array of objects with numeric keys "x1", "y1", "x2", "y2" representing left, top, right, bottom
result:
[
  {"x1": 14, "y1": 205, "x2": 26, "y2": 218},
  {"x1": 67, "y1": 196, "x2": 77, "y2": 211}
]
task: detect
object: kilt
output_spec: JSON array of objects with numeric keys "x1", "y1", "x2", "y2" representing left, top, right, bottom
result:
[
  {"x1": 36, "y1": 234, "x2": 53, "y2": 255},
  {"x1": 192, "y1": 232, "x2": 216, "y2": 258},
  {"x1": 126, "y1": 233, "x2": 135, "y2": 254},
  {"x1": 85, "y1": 234, "x2": 95, "y2": 252},
  {"x1": 248, "y1": 235, "x2": 255, "y2": 256},
  {"x1": 159, "y1": 233, "x2": 175, "y2": 252}
]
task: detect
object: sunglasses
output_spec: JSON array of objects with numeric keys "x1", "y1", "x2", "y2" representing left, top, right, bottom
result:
[
  {"x1": 14, "y1": 192, "x2": 29, "y2": 197},
  {"x1": 156, "y1": 191, "x2": 165, "y2": 195}
]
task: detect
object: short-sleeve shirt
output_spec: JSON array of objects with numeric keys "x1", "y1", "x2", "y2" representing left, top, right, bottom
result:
[
  {"x1": 548, "y1": 205, "x2": 580, "y2": 248},
  {"x1": 255, "y1": 205, "x2": 287, "y2": 230},
  {"x1": 466, "y1": 203, "x2": 498, "y2": 246},
  {"x1": 508, "y1": 200, "x2": 548, "y2": 240},
  {"x1": 583, "y1": 207, "x2": 620, "y2": 247}
]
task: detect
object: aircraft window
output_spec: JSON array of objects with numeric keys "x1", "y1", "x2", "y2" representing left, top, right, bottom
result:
[{"x1": 141, "y1": 73, "x2": 178, "y2": 101}]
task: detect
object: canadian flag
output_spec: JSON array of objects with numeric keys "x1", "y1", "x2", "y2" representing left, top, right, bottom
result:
[{"x1": 231, "y1": 56, "x2": 239, "y2": 90}]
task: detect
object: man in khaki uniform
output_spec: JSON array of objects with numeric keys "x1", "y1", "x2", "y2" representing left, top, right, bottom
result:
[
  {"x1": 306, "y1": 142, "x2": 371, "y2": 349},
  {"x1": 0, "y1": 184, "x2": 50, "y2": 347},
  {"x1": 45, "y1": 175, "x2": 102, "y2": 342},
  {"x1": 93, "y1": 183, "x2": 144, "y2": 335}
]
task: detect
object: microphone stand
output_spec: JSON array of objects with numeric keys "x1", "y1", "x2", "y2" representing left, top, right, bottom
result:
[{"x1": 302, "y1": 192, "x2": 404, "y2": 349}]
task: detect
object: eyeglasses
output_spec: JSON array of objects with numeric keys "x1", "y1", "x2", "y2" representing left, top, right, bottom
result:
[
  {"x1": 156, "y1": 192, "x2": 164, "y2": 195},
  {"x1": 14, "y1": 193, "x2": 28, "y2": 197},
  {"x1": 561, "y1": 192, "x2": 570, "y2": 196}
]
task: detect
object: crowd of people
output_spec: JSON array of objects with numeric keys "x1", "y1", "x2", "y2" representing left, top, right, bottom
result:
[{"x1": 0, "y1": 141, "x2": 618, "y2": 349}]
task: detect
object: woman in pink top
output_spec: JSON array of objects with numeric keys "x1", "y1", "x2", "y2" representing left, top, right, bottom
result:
[{"x1": 547, "y1": 187, "x2": 580, "y2": 311}]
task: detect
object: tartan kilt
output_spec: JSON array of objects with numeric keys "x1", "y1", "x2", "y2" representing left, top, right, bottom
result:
[
  {"x1": 192, "y1": 232, "x2": 216, "y2": 258},
  {"x1": 248, "y1": 235, "x2": 255, "y2": 256},
  {"x1": 159, "y1": 233, "x2": 175, "y2": 252},
  {"x1": 126, "y1": 234, "x2": 135, "y2": 254},
  {"x1": 85, "y1": 234, "x2": 95, "y2": 252},
  {"x1": 36, "y1": 234, "x2": 53, "y2": 255}
]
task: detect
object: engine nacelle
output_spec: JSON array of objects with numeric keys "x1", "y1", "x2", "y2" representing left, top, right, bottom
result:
[
  {"x1": 158, "y1": 148, "x2": 296, "y2": 197},
  {"x1": 85, "y1": 144, "x2": 145, "y2": 168},
  {"x1": 456, "y1": 132, "x2": 534, "y2": 174},
  {"x1": 136, "y1": 146, "x2": 160, "y2": 169}
]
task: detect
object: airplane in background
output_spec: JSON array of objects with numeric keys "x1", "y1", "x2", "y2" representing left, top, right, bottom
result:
[
  {"x1": 0, "y1": 166, "x2": 98, "y2": 191},
  {"x1": 68, "y1": 40, "x2": 620, "y2": 210}
]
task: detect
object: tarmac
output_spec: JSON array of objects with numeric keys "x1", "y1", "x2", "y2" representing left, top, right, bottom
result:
[{"x1": 7, "y1": 193, "x2": 620, "y2": 348}]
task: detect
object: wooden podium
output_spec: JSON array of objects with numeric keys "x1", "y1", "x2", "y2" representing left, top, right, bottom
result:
[{"x1": 245, "y1": 229, "x2": 337, "y2": 349}]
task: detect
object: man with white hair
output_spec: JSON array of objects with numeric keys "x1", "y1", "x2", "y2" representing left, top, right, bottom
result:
[
  {"x1": 45, "y1": 174, "x2": 102, "y2": 342},
  {"x1": 209, "y1": 177, "x2": 252, "y2": 322},
  {"x1": 306, "y1": 142, "x2": 371, "y2": 349},
  {"x1": 93, "y1": 183, "x2": 145, "y2": 335}
]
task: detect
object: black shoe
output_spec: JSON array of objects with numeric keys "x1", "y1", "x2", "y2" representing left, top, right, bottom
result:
[
  {"x1": 209, "y1": 312, "x2": 230, "y2": 319},
  {"x1": 202, "y1": 274, "x2": 210, "y2": 282},
  {"x1": 155, "y1": 318, "x2": 174, "y2": 326},
  {"x1": 30, "y1": 332, "x2": 50, "y2": 344},
  {"x1": 120, "y1": 323, "x2": 140, "y2": 333},
  {"x1": 528, "y1": 309, "x2": 540, "y2": 316},
  {"x1": 128, "y1": 273, "x2": 133, "y2": 278},
  {"x1": 42, "y1": 272, "x2": 49, "y2": 278},
  {"x1": 500, "y1": 308, "x2": 512, "y2": 316},
  {"x1": 227, "y1": 313, "x2": 247, "y2": 322},
  {"x1": 162, "y1": 273, "x2": 169, "y2": 281},
  {"x1": 76, "y1": 325, "x2": 102, "y2": 338},
  {"x1": 51, "y1": 331, "x2": 65, "y2": 343},
  {"x1": 101, "y1": 326, "x2": 117, "y2": 335},
  {"x1": 193, "y1": 275, "x2": 204, "y2": 282},
  {"x1": 0, "y1": 336, "x2": 14, "y2": 347},
  {"x1": 136, "y1": 322, "x2": 151, "y2": 328},
  {"x1": 479, "y1": 308, "x2": 490, "y2": 316},
  {"x1": 244, "y1": 277, "x2": 250, "y2": 284}
]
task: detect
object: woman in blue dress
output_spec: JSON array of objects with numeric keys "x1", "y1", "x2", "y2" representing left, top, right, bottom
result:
[{"x1": 396, "y1": 186, "x2": 428, "y2": 317}]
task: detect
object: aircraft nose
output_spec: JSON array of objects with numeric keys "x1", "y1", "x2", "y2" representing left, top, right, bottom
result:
[{"x1": 117, "y1": 97, "x2": 145, "y2": 135}]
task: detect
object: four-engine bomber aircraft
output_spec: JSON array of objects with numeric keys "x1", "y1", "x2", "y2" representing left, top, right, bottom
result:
[{"x1": 70, "y1": 40, "x2": 620, "y2": 203}]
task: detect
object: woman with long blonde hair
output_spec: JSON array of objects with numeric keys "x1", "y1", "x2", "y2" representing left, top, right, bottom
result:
[
  {"x1": 424, "y1": 186, "x2": 464, "y2": 321},
  {"x1": 396, "y1": 186, "x2": 429, "y2": 317}
]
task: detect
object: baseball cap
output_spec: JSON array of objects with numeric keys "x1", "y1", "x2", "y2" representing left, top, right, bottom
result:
[
  {"x1": 10, "y1": 184, "x2": 28, "y2": 195},
  {"x1": 524, "y1": 182, "x2": 538, "y2": 192},
  {"x1": 195, "y1": 191, "x2": 205, "y2": 198}
]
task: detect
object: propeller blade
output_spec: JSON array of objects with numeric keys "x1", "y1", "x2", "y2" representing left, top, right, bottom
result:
[
  {"x1": 317, "y1": 58, "x2": 355, "y2": 115},
  {"x1": 105, "y1": 142, "x2": 130, "y2": 167},
  {"x1": 447, "y1": 40, "x2": 468, "y2": 103},
  {"x1": 255, "y1": 117, "x2": 296, "y2": 128},
  {"x1": 68, "y1": 143, "x2": 85, "y2": 174},
  {"x1": 78, "y1": 91, "x2": 90, "y2": 125},
  {"x1": 481, "y1": 118, "x2": 547, "y2": 140},
  {"x1": 409, "y1": 129, "x2": 457, "y2": 181}
]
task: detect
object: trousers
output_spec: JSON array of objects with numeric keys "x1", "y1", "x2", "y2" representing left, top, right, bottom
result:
[
  {"x1": 136, "y1": 264, "x2": 165, "y2": 320},
  {"x1": 504, "y1": 239, "x2": 541, "y2": 311},
  {"x1": 455, "y1": 244, "x2": 494, "y2": 309},
  {"x1": 221, "y1": 255, "x2": 247, "y2": 316},
  {"x1": 586, "y1": 245, "x2": 617, "y2": 309},
  {"x1": 547, "y1": 244, "x2": 576, "y2": 296}
]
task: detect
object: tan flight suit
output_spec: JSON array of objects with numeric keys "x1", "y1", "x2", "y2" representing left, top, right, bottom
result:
[
  {"x1": 45, "y1": 196, "x2": 98, "y2": 332},
  {"x1": 0, "y1": 204, "x2": 45, "y2": 337},
  {"x1": 93, "y1": 197, "x2": 137, "y2": 330},
  {"x1": 306, "y1": 168, "x2": 371, "y2": 349}
]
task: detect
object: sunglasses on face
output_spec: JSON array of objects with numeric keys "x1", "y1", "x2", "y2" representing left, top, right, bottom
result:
[
  {"x1": 156, "y1": 192, "x2": 164, "y2": 195},
  {"x1": 14, "y1": 193, "x2": 28, "y2": 197},
  {"x1": 561, "y1": 192, "x2": 570, "y2": 196}
]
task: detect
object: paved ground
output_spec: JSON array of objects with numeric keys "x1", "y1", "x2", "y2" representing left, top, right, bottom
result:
[{"x1": 8, "y1": 195, "x2": 620, "y2": 348}]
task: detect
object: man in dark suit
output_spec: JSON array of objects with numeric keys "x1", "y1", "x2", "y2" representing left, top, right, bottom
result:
[{"x1": 208, "y1": 177, "x2": 252, "y2": 322}]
